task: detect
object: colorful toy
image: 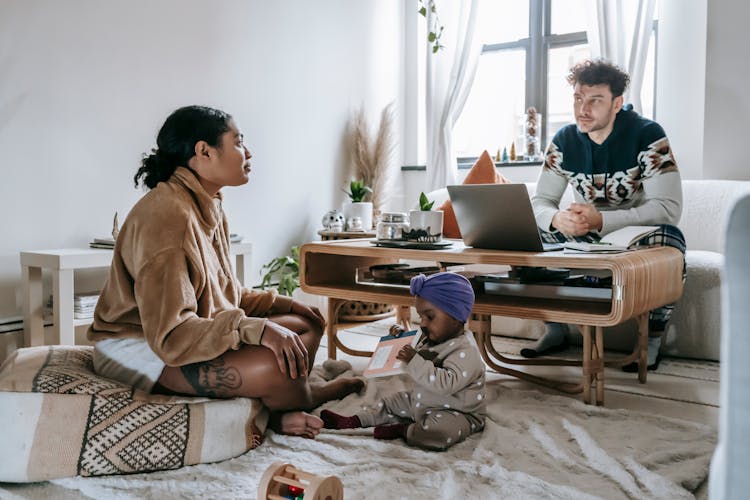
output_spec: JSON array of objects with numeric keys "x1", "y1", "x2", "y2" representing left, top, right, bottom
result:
[{"x1": 258, "y1": 462, "x2": 343, "y2": 500}]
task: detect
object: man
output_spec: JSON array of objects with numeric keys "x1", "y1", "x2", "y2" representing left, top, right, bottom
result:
[{"x1": 522, "y1": 59, "x2": 685, "y2": 372}]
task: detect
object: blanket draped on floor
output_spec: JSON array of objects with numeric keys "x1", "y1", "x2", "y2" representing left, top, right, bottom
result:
[{"x1": 36, "y1": 361, "x2": 715, "y2": 500}]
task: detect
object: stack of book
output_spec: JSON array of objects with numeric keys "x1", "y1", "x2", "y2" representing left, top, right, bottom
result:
[
  {"x1": 89, "y1": 237, "x2": 115, "y2": 249},
  {"x1": 45, "y1": 292, "x2": 101, "y2": 320},
  {"x1": 74, "y1": 292, "x2": 100, "y2": 319}
]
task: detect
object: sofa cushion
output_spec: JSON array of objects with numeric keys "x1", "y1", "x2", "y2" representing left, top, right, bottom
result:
[
  {"x1": 679, "y1": 180, "x2": 750, "y2": 253},
  {"x1": 0, "y1": 345, "x2": 268, "y2": 482},
  {"x1": 665, "y1": 250, "x2": 723, "y2": 360},
  {"x1": 439, "y1": 150, "x2": 511, "y2": 238}
]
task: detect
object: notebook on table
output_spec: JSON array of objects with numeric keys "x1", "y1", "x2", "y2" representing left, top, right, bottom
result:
[{"x1": 446, "y1": 184, "x2": 564, "y2": 252}]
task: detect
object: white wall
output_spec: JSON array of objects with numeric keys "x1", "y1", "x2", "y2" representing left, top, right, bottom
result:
[
  {"x1": 703, "y1": 0, "x2": 750, "y2": 180},
  {"x1": 0, "y1": 0, "x2": 403, "y2": 318},
  {"x1": 655, "y1": 0, "x2": 707, "y2": 180},
  {"x1": 656, "y1": 0, "x2": 750, "y2": 182}
]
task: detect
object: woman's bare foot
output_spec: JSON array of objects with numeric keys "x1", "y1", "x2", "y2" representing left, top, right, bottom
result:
[
  {"x1": 310, "y1": 377, "x2": 365, "y2": 407},
  {"x1": 270, "y1": 411, "x2": 324, "y2": 439}
]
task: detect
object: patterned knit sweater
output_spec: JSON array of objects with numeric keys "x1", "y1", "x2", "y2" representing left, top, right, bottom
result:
[{"x1": 532, "y1": 106, "x2": 683, "y2": 235}]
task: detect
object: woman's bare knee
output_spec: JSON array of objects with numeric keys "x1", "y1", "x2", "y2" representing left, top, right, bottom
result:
[{"x1": 221, "y1": 345, "x2": 316, "y2": 409}]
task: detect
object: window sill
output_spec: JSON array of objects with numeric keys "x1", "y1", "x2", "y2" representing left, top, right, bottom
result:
[{"x1": 401, "y1": 160, "x2": 542, "y2": 172}]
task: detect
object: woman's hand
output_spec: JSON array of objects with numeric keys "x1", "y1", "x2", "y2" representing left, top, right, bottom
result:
[
  {"x1": 290, "y1": 300, "x2": 326, "y2": 330},
  {"x1": 397, "y1": 344, "x2": 416, "y2": 363},
  {"x1": 260, "y1": 320, "x2": 309, "y2": 379}
]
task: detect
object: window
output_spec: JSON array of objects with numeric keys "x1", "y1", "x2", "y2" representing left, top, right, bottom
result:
[{"x1": 453, "y1": 0, "x2": 657, "y2": 161}]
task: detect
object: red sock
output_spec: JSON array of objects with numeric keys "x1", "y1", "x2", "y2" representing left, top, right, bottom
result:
[
  {"x1": 320, "y1": 409, "x2": 362, "y2": 429},
  {"x1": 373, "y1": 423, "x2": 408, "y2": 440}
]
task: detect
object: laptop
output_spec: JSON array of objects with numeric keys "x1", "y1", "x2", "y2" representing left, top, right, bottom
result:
[{"x1": 446, "y1": 184, "x2": 564, "y2": 252}]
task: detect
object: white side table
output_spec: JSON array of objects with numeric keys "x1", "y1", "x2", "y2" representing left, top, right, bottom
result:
[{"x1": 20, "y1": 243, "x2": 252, "y2": 347}]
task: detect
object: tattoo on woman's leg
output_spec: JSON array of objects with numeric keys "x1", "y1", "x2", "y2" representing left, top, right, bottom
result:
[{"x1": 180, "y1": 358, "x2": 242, "y2": 397}]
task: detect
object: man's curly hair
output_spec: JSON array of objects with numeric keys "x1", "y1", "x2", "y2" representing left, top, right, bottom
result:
[{"x1": 567, "y1": 59, "x2": 630, "y2": 97}]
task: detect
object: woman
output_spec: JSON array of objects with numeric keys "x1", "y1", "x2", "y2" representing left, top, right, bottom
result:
[{"x1": 88, "y1": 105, "x2": 362, "y2": 438}]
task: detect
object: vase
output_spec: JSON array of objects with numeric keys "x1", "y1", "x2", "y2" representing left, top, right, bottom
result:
[
  {"x1": 407, "y1": 210, "x2": 444, "y2": 242},
  {"x1": 342, "y1": 202, "x2": 373, "y2": 231}
]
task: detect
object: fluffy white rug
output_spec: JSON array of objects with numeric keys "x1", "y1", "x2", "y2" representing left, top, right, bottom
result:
[{"x1": 46, "y1": 362, "x2": 715, "y2": 500}]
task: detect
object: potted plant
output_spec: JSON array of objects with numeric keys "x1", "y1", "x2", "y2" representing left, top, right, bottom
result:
[
  {"x1": 259, "y1": 245, "x2": 329, "y2": 318},
  {"x1": 407, "y1": 192, "x2": 443, "y2": 242},
  {"x1": 259, "y1": 246, "x2": 300, "y2": 296},
  {"x1": 341, "y1": 179, "x2": 374, "y2": 231}
]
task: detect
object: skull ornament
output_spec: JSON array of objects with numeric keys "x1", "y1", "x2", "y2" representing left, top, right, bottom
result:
[{"x1": 321, "y1": 210, "x2": 345, "y2": 231}]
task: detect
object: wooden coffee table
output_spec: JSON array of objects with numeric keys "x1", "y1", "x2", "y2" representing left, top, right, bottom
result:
[{"x1": 299, "y1": 239, "x2": 683, "y2": 405}]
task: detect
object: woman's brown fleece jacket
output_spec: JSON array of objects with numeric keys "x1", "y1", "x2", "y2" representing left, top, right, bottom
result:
[{"x1": 88, "y1": 167, "x2": 292, "y2": 366}]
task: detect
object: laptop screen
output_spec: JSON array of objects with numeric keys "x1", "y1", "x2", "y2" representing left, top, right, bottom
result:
[{"x1": 446, "y1": 184, "x2": 563, "y2": 252}]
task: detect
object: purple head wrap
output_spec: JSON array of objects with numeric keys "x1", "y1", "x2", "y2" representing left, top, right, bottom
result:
[{"x1": 409, "y1": 272, "x2": 475, "y2": 323}]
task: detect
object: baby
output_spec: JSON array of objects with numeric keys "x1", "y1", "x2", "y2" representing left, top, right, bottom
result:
[{"x1": 321, "y1": 272, "x2": 486, "y2": 451}]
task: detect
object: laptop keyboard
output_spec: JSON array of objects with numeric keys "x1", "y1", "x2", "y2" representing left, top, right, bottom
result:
[{"x1": 540, "y1": 230, "x2": 598, "y2": 245}]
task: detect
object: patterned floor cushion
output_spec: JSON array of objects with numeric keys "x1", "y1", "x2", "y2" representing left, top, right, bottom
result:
[{"x1": 0, "y1": 345, "x2": 268, "y2": 482}]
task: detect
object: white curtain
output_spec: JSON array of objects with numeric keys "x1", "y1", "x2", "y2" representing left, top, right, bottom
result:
[
  {"x1": 586, "y1": 0, "x2": 656, "y2": 113},
  {"x1": 425, "y1": 0, "x2": 481, "y2": 192}
]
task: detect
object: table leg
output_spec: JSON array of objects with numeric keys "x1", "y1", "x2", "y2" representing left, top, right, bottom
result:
[
  {"x1": 22, "y1": 265, "x2": 44, "y2": 347},
  {"x1": 595, "y1": 326, "x2": 605, "y2": 405},
  {"x1": 638, "y1": 313, "x2": 649, "y2": 384},
  {"x1": 581, "y1": 325, "x2": 592, "y2": 404},
  {"x1": 325, "y1": 298, "x2": 375, "y2": 359},
  {"x1": 471, "y1": 314, "x2": 581, "y2": 394},
  {"x1": 326, "y1": 299, "x2": 344, "y2": 360},
  {"x1": 396, "y1": 306, "x2": 411, "y2": 330},
  {"x1": 234, "y1": 252, "x2": 251, "y2": 287},
  {"x1": 53, "y1": 269, "x2": 74, "y2": 345}
]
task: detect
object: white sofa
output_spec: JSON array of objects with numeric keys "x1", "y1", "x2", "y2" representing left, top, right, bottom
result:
[{"x1": 428, "y1": 179, "x2": 750, "y2": 361}]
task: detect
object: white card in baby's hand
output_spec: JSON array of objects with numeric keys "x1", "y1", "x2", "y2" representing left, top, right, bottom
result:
[
  {"x1": 363, "y1": 329, "x2": 420, "y2": 378},
  {"x1": 368, "y1": 345, "x2": 395, "y2": 370}
]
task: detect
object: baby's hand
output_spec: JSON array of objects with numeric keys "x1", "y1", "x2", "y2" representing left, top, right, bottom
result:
[
  {"x1": 397, "y1": 344, "x2": 416, "y2": 363},
  {"x1": 389, "y1": 324, "x2": 406, "y2": 337}
]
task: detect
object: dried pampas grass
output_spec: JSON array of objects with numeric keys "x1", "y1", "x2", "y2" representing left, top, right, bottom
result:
[{"x1": 347, "y1": 103, "x2": 396, "y2": 213}]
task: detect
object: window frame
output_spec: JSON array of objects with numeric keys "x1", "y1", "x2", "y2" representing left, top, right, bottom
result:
[{"x1": 480, "y1": 0, "x2": 587, "y2": 150}]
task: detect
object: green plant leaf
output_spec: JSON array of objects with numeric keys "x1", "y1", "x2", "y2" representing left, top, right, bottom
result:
[
  {"x1": 418, "y1": 0, "x2": 445, "y2": 54},
  {"x1": 345, "y1": 179, "x2": 372, "y2": 202},
  {"x1": 259, "y1": 246, "x2": 301, "y2": 294},
  {"x1": 418, "y1": 191, "x2": 435, "y2": 211}
]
